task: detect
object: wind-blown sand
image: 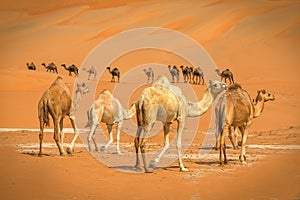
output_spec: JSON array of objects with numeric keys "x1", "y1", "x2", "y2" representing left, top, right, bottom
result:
[{"x1": 0, "y1": 0, "x2": 299, "y2": 199}]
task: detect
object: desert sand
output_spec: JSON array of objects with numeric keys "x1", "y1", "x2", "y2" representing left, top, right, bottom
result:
[{"x1": 0, "y1": 0, "x2": 299, "y2": 199}]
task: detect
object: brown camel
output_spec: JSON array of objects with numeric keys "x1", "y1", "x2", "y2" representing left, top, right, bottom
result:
[
  {"x1": 106, "y1": 67, "x2": 120, "y2": 82},
  {"x1": 27, "y1": 62, "x2": 36, "y2": 70},
  {"x1": 134, "y1": 76, "x2": 226, "y2": 172},
  {"x1": 61, "y1": 64, "x2": 79, "y2": 77},
  {"x1": 215, "y1": 69, "x2": 234, "y2": 85},
  {"x1": 85, "y1": 90, "x2": 136, "y2": 154},
  {"x1": 42, "y1": 62, "x2": 58, "y2": 74},
  {"x1": 217, "y1": 84, "x2": 275, "y2": 165},
  {"x1": 38, "y1": 76, "x2": 79, "y2": 156}
]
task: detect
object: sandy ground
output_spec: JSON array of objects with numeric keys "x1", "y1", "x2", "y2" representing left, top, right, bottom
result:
[{"x1": 0, "y1": 0, "x2": 300, "y2": 199}]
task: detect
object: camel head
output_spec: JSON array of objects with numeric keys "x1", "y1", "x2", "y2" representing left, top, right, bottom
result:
[
  {"x1": 180, "y1": 65, "x2": 184, "y2": 69},
  {"x1": 76, "y1": 83, "x2": 89, "y2": 95},
  {"x1": 106, "y1": 66, "x2": 111, "y2": 71},
  {"x1": 168, "y1": 65, "x2": 171, "y2": 69},
  {"x1": 208, "y1": 80, "x2": 227, "y2": 97},
  {"x1": 41, "y1": 63, "x2": 46, "y2": 67},
  {"x1": 255, "y1": 89, "x2": 275, "y2": 103}
]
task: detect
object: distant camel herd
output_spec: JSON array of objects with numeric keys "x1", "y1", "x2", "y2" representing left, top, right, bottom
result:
[
  {"x1": 28, "y1": 61, "x2": 234, "y2": 86},
  {"x1": 27, "y1": 62, "x2": 79, "y2": 76},
  {"x1": 37, "y1": 64, "x2": 274, "y2": 173}
]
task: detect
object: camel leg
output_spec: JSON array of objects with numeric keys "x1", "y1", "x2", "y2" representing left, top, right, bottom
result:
[
  {"x1": 134, "y1": 126, "x2": 143, "y2": 170},
  {"x1": 53, "y1": 118, "x2": 64, "y2": 156},
  {"x1": 59, "y1": 118, "x2": 65, "y2": 155},
  {"x1": 102, "y1": 124, "x2": 113, "y2": 151},
  {"x1": 141, "y1": 125, "x2": 153, "y2": 173},
  {"x1": 38, "y1": 120, "x2": 45, "y2": 157},
  {"x1": 66, "y1": 115, "x2": 79, "y2": 154},
  {"x1": 150, "y1": 123, "x2": 171, "y2": 168},
  {"x1": 115, "y1": 122, "x2": 123, "y2": 155},
  {"x1": 87, "y1": 123, "x2": 98, "y2": 152},
  {"x1": 228, "y1": 126, "x2": 236, "y2": 149},
  {"x1": 219, "y1": 123, "x2": 229, "y2": 165},
  {"x1": 176, "y1": 122, "x2": 188, "y2": 172},
  {"x1": 87, "y1": 106, "x2": 100, "y2": 151},
  {"x1": 239, "y1": 125, "x2": 249, "y2": 164}
]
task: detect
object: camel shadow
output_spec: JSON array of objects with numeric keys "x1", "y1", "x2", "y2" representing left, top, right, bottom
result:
[
  {"x1": 195, "y1": 159, "x2": 235, "y2": 166},
  {"x1": 21, "y1": 151, "x2": 50, "y2": 157},
  {"x1": 110, "y1": 165, "x2": 145, "y2": 173}
]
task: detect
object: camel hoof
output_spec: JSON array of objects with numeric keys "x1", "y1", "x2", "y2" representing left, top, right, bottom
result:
[
  {"x1": 100, "y1": 146, "x2": 106, "y2": 152},
  {"x1": 145, "y1": 167, "x2": 154, "y2": 173},
  {"x1": 149, "y1": 160, "x2": 157, "y2": 168},
  {"x1": 134, "y1": 165, "x2": 143, "y2": 172},
  {"x1": 180, "y1": 167, "x2": 189, "y2": 172},
  {"x1": 66, "y1": 147, "x2": 73, "y2": 155},
  {"x1": 239, "y1": 155, "x2": 247, "y2": 163},
  {"x1": 117, "y1": 151, "x2": 123, "y2": 155},
  {"x1": 38, "y1": 152, "x2": 42, "y2": 157}
]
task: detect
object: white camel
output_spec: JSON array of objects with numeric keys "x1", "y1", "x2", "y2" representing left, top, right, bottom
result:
[
  {"x1": 168, "y1": 65, "x2": 180, "y2": 83},
  {"x1": 83, "y1": 67, "x2": 97, "y2": 81},
  {"x1": 85, "y1": 90, "x2": 136, "y2": 154},
  {"x1": 134, "y1": 76, "x2": 226, "y2": 172},
  {"x1": 143, "y1": 67, "x2": 154, "y2": 83}
]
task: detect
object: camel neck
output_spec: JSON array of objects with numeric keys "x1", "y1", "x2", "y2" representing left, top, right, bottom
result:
[
  {"x1": 187, "y1": 89, "x2": 213, "y2": 117},
  {"x1": 253, "y1": 99, "x2": 265, "y2": 118}
]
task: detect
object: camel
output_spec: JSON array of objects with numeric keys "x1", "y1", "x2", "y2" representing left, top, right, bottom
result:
[
  {"x1": 134, "y1": 76, "x2": 226, "y2": 172},
  {"x1": 168, "y1": 65, "x2": 180, "y2": 83},
  {"x1": 106, "y1": 67, "x2": 120, "y2": 82},
  {"x1": 85, "y1": 90, "x2": 136, "y2": 154},
  {"x1": 73, "y1": 82, "x2": 90, "y2": 111},
  {"x1": 215, "y1": 69, "x2": 234, "y2": 85},
  {"x1": 217, "y1": 84, "x2": 275, "y2": 165},
  {"x1": 61, "y1": 64, "x2": 78, "y2": 77},
  {"x1": 180, "y1": 66, "x2": 189, "y2": 83},
  {"x1": 38, "y1": 76, "x2": 79, "y2": 156},
  {"x1": 192, "y1": 67, "x2": 204, "y2": 85},
  {"x1": 83, "y1": 67, "x2": 97, "y2": 80},
  {"x1": 42, "y1": 63, "x2": 58, "y2": 74},
  {"x1": 27, "y1": 62, "x2": 36, "y2": 70},
  {"x1": 143, "y1": 67, "x2": 154, "y2": 83}
]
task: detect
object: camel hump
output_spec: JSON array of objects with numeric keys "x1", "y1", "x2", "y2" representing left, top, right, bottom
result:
[{"x1": 228, "y1": 83, "x2": 242, "y2": 90}]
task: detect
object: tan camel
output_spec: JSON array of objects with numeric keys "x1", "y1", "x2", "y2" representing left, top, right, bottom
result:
[
  {"x1": 85, "y1": 89, "x2": 136, "y2": 154},
  {"x1": 134, "y1": 76, "x2": 226, "y2": 172},
  {"x1": 38, "y1": 76, "x2": 79, "y2": 156},
  {"x1": 217, "y1": 84, "x2": 275, "y2": 165},
  {"x1": 215, "y1": 69, "x2": 234, "y2": 85}
]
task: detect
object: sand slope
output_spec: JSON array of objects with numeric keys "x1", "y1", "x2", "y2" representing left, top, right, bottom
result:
[{"x1": 0, "y1": 0, "x2": 299, "y2": 199}]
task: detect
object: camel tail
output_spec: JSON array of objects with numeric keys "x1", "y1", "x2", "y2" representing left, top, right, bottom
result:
[
  {"x1": 136, "y1": 98, "x2": 144, "y2": 127},
  {"x1": 39, "y1": 99, "x2": 50, "y2": 127}
]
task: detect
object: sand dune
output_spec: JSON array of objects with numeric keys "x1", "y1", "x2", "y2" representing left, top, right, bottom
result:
[{"x1": 0, "y1": 0, "x2": 299, "y2": 199}]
